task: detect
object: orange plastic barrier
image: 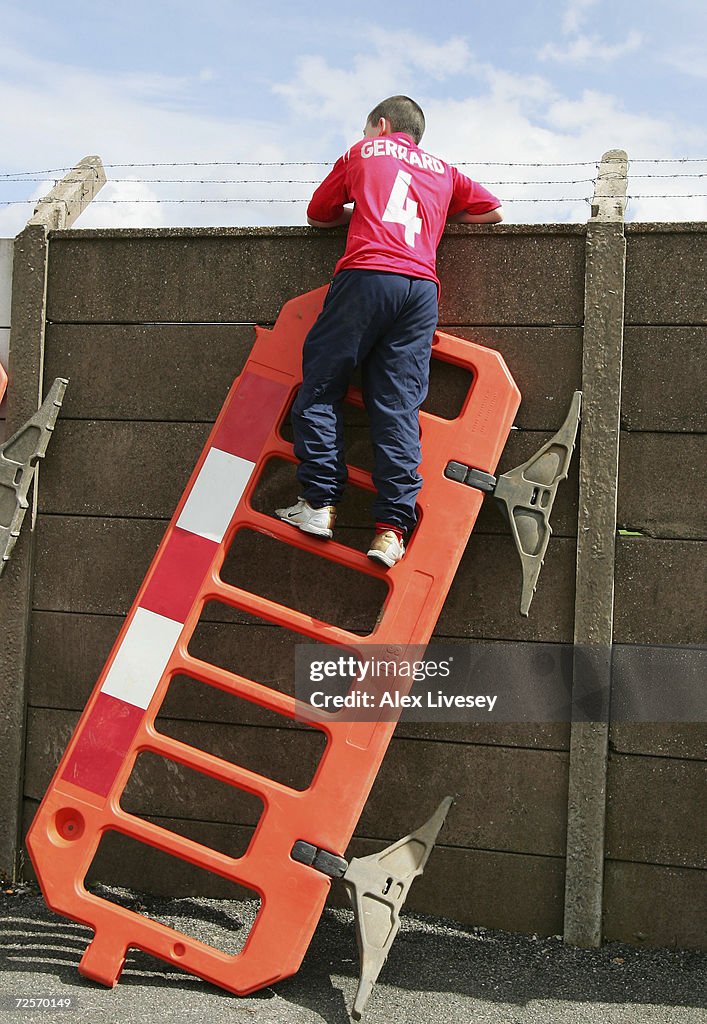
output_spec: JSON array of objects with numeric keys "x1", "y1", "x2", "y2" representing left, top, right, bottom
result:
[
  {"x1": 26, "y1": 286, "x2": 521, "y2": 995},
  {"x1": 0, "y1": 360, "x2": 7, "y2": 405}
]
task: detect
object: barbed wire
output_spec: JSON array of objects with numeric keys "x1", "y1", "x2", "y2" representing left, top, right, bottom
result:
[
  {"x1": 2, "y1": 156, "x2": 707, "y2": 180},
  {"x1": 1, "y1": 173, "x2": 706, "y2": 200},
  {"x1": 0, "y1": 197, "x2": 594, "y2": 206},
  {"x1": 0, "y1": 160, "x2": 603, "y2": 177},
  {"x1": 2, "y1": 159, "x2": 707, "y2": 214},
  {"x1": 4, "y1": 194, "x2": 707, "y2": 209},
  {"x1": 625, "y1": 194, "x2": 707, "y2": 199},
  {"x1": 0, "y1": 176, "x2": 608, "y2": 185},
  {"x1": 631, "y1": 173, "x2": 707, "y2": 178}
]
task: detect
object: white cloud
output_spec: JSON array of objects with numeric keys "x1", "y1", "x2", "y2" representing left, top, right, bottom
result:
[
  {"x1": 477, "y1": 66, "x2": 556, "y2": 107},
  {"x1": 369, "y1": 30, "x2": 473, "y2": 80},
  {"x1": 626, "y1": 193, "x2": 707, "y2": 222},
  {"x1": 0, "y1": 25, "x2": 704, "y2": 234},
  {"x1": 273, "y1": 32, "x2": 476, "y2": 147},
  {"x1": 542, "y1": 1, "x2": 643, "y2": 66},
  {"x1": 663, "y1": 44, "x2": 707, "y2": 79},
  {"x1": 0, "y1": 44, "x2": 284, "y2": 163},
  {"x1": 544, "y1": 89, "x2": 669, "y2": 145},
  {"x1": 540, "y1": 30, "x2": 643, "y2": 63},
  {"x1": 0, "y1": 178, "x2": 169, "y2": 234},
  {"x1": 72, "y1": 179, "x2": 169, "y2": 229},
  {"x1": 420, "y1": 86, "x2": 631, "y2": 223},
  {"x1": 562, "y1": 0, "x2": 600, "y2": 35},
  {"x1": 0, "y1": 39, "x2": 307, "y2": 235}
]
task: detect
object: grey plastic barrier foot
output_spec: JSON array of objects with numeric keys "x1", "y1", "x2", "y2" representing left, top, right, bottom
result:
[
  {"x1": 493, "y1": 390, "x2": 582, "y2": 616},
  {"x1": 342, "y1": 795, "x2": 454, "y2": 1020},
  {"x1": 0, "y1": 377, "x2": 68, "y2": 576}
]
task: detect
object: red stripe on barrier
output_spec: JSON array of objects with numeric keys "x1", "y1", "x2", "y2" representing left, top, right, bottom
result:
[
  {"x1": 214, "y1": 371, "x2": 289, "y2": 462},
  {"x1": 61, "y1": 692, "x2": 143, "y2": 798},
  {"x1": 140, "y1": 527, "x2": 217, "y2": 623}
]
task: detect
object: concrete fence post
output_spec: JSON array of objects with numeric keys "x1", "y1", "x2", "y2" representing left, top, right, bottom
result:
[
  {"x1": 28, "y1": 155, "x2": 106, "y2": 231},
  {"x1": 563, "y1": 150, "x2": 629, "y2": 946},
  {"x1": 0, "y1": 224, "x2": 50, "y2": 880},
  {"x1": 0, "y1": 156, "x2": 105, "y2": 878}
]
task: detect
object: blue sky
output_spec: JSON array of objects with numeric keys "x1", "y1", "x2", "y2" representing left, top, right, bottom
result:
[{"x1": 1, "y1": 0, "x2": 706, "y2": 230}]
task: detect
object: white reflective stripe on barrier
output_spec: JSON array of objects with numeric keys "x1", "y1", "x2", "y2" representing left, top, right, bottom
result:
[
  {"x1": 176, "y1": 447, "x2": 255, "y2": 543},
  {"x1": 100, "y1": 607, "x2": 184, "y2": 709}
]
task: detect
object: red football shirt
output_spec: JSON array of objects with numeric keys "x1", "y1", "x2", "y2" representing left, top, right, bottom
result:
[{"x1": 307, "y1": 133, "x2": 501, "y2": 288}]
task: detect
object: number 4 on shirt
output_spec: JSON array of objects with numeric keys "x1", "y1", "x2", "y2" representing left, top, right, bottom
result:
[{"x1": 383, "y1": 170, "x2": 422, "y2": 248}]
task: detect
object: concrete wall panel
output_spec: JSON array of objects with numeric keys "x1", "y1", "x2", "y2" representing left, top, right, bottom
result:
[
  {"x1": 622, "y1": 327, "x2": 707, "y2": 432},
  {"x1": 32, "y1": 514, "x2": 576, "y2": 641},
  {"x1": 339, "y1": 838, "x2": 566, "y2": 935},
  {"x1": 606, "y1": 754, "x2": 706, "y2": 868},
  {"x1": 28, "y1": 611, "x2": 121, "y2": 708},
  {"x1": 361, "y1": 739, "x2": 568, "y2": 855},
  {"x1": 46, "y1": 227, "x2": 586, "y2": 327},
  {"x1": 43, "y1": 324, "x2": 256, "y2": 422},
  {"x1": 33, "y1": 515, "x2": 164, "y2": 617},
  {"x1": 39, "y1": 420, "x2": 211, "y2": 518},
  {"x1": 609, "y1": 724, "x2": 706, "y2": 761},
  {"x1": 438, "y1": 535, "x2": 576, "y2": 641},
  {"x1": 46, "y1": 230, "x2": 342, "y2": 324},
  {"x1": 613, "y1": 539, "x2": 707, "y2": 644},
  {"x1": 618, "y1": 433, "x2": 707, "y2": 539},
  {"x1": 444, "y1": 327, "x2": 583, "y2": 431},
  {"x1": 625, "y1": 227, "x2": 707, "y2": 326},
  {"x1": 604, "y1": 861, "x2": 706, "y2": 949},
  {"x1": 436, "y1": 228, "x2": 586, "y2": 325},
  {"x1": 44, "y1": 323, "x2": 582, "y2": 431}
]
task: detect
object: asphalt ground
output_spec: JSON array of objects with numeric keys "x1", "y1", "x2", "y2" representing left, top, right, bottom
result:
[{"x1": 1, "y1": 881, "x2": 705, "y2": 1024}]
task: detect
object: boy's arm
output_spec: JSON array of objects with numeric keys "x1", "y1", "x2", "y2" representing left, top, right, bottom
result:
[
  {"x1": 308, "y1": 207, "x2": 353, "y2": 228},
  {"x1": 447, "y1": 207, "x2": 504, "y2": 223},
  {"x1": 307, "y1": 156, "x2": 352, "y2": 228},
  {"x1": 447, "y1": 167, "x2": 503, "y2": 223}
]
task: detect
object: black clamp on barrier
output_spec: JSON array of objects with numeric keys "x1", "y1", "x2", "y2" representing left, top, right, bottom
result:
[
  {"x1": 444, "y1": 461, "x2": 497, "y2": 492},
  {"x1": 291, "y1": 840, "x2": 348, "y2": 879}
]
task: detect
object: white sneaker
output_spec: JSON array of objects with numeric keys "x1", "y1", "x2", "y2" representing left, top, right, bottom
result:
[
  {"x1": 275, "y1": 497, "x2": 336, "y2": 538},
  {"x1": 367, "y1": 530, "x2": 405, "y2": 567}
]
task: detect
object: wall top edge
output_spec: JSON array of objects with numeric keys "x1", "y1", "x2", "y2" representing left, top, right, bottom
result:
[
  {"x1": 624, "y1": 222, "x2": 707, "y2": 234},
  {"x1": 45, "y1": 222, "x2": 707, "y2": 242},
  {"x1": 47, "y1": 223, "x2": 590, "y2": 241}
]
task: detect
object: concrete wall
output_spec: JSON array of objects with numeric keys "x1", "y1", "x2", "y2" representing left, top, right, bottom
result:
[
  {"x1": 604, "y1": 224, "x2": 706, "y2": 949},
  {"x1": 9, "y1": 223, "x2": 706, "y2": 949}
]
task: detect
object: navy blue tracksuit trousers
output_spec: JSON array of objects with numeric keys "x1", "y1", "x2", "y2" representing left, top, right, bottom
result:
[{"x1": 291, "y1": 269, "x2": 439, "y2": 533}]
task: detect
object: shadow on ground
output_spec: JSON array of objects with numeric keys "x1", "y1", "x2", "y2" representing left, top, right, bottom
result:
[{"x1": 1, "y1": 881, "x2": 705, "y2": 1024}]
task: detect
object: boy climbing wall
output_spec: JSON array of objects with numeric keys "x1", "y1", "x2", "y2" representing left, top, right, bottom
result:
[{"x1": 276, "y1": 95, "x2": 503, "y2": 566}]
